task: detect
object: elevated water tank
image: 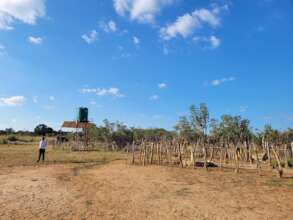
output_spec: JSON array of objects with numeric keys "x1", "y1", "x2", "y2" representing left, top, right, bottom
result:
[{"x1": 77, "y1": 107, "x2": 88, "y2": 122}]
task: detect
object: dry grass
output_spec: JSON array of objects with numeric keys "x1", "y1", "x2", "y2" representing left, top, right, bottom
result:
[
  {"x1": 1, "y1": 162, "x2": 293, "y2": 220},
  {"x1": 0, "y1": 143, "x2": 126, "y2": 168},
  {"x1": 1, "y1": 142, "x2": 293, "y2": 219},
  {"x1": 0, "y1": 134, "x2": 42, "y2": 143}
]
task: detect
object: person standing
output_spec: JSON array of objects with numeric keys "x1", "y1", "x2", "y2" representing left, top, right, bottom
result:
[{"x1": 37, "y1": 136, "x2": 48, "y2": 162}]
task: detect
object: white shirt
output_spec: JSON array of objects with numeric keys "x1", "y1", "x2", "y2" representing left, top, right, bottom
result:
[{"x1": 39, "y1": 140, "x2": 48, "y2": 149}]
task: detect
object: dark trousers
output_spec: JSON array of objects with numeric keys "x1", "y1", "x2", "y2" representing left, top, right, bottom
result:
[{"x1": 38, "y1": 149, "x2": 46, "y2": 162}]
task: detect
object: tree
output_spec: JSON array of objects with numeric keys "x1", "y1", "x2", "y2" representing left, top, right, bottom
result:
[
  {"x1": 174, "y1": 116, "x2": 193, "y2": 140},
  {"x1": 5, "y1": 128, "x2": 15, "y2": 134},
  {"x1": 34, "y1": 124, "x2": 54, "y2": 135},
  {"x1": 190, "y1": 103, "x2": 209, "y2": 136}
]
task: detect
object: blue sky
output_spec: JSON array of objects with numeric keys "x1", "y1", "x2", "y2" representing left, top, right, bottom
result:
[{"x1": 0, "y1": 0, "x2": 292, "y2": 131}]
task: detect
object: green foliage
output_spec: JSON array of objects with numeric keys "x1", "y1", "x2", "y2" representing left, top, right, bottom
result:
[
  {"x1": 190, "y1": 103, "x2": 209, "y2": 135},
  {"x1": 7, "y1": 135, "x2": 18, "y2": 142},
  {"x1": 1, "y1": 139, "x2": 8, "y2": 144},
  {"x1": 287, "y1": 159, "x2": 293, "y2": 168},
  {"x1": 263, "y1": 124, "x2": 280, "y2": 144},
  {"x1": 271, "y1": 160, "x2": 286, "y2": 168},
  {"x1": 88, "y1": 119, "x2": 173, "y2": 149},
  {"x1": 174, "y1": 103, "x2": 209, "y2": 141},
  {"x1": 174, "y1": 116, "x2": 194, "y2": 140},
  {"x1": 175, "y1": 104, "x2": 254, "y2": 145},
  {"x1": 34, "y1": 124, "x2": 55, "y2": 135}
]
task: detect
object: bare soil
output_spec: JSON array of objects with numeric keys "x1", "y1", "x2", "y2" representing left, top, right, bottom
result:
[{"x1": 1, "y1": 160, "x2": 293, "y2": 220}]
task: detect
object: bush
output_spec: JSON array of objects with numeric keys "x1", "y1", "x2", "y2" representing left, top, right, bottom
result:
[
  {"x1": 272, "y1": 159, "x2": 293, "y2": 168},
  {"x1": 7, "y1": 135, "x2": 18, "y2": 142},
  {"x1": 271, "y1": 160, "x2": 286, "y2": 168},
  {"x1": 288, "y1": 159, "x2": 293, "y2": 168},
  {"x1": 1, "y1": 139, "x2": 8, "y2": 144}
]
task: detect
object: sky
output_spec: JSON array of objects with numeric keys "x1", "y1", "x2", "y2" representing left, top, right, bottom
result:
[{"x1": 0, "y1": 0, "x2": 292, "y2": 131}]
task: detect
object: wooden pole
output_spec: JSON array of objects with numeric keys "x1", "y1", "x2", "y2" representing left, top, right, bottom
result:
[
  {"x1": 131, "y1": 142, "x2": 135, "y2": 165},
  {"x1": 272, "y1": 147, "x2": 283, "y2": 178},
  {"x1": 150, "y1": 143, "x2": 154, "y2": 165}
]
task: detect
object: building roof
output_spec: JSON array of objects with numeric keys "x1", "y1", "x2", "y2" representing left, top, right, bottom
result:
[{"x1": 61, "y1": 121, "x2": 95, "y2": 129}]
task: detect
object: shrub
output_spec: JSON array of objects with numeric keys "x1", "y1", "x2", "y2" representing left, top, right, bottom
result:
[
  {"x1": 288, "y1": 159, "x2": 293, "y2": 168},
  {"x1": 7, "y1": 135, "x2": 18, "y2": 142},
  {"x1": 1, "y1": 139, "x2": 8, "y2": 144},
  {"x1": 272, "y1": 159, "x2": 293, "y2": 168},
  {"x1": 271, "y1": 160, "x2": 286, "y2": 168}
]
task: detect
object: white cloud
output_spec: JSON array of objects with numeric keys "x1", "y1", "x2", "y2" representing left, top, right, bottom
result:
[
  {"x1": 211, "y1": 77, "x2": 235, "y2": 86},
  {"x1": 0, "y1": 0, "x2": 46, "y2": 30},
  {"x1": 162, "y1": 45, "x2": 169, "y2": 55},
  {"x1": 112, "y1": 53, "x2": 131, "y2": 60},
  {"x1": 81, "y1": 30, "x2": 97, "y2": 44},
  {"x1": 0, "y1": 96, "x2": 25, "y2": 106},
  {"x1": 152, "y1": 114, "x2": 162, "y2": 119},
  {"x1": 133, "y1": 36, "x2": 140, "y2": 45},
  {"x1": 209, "y1": 35, "x2": 220, "y2": 48},
  {"x1": 0, "y1": 43, "x2": 6, "y2": 55},
  {"x1": 193, "y1": 35, "x2": 221, "y2": 49},
  {"x1": 28, "y1": 36, "x2": 42, "y2": 45},
  {"x1": 160, "y1": 5, "x2": 227, "y2": 40},
  {"x1": 113, "y1": 0, "x2": 175, "y2": 23},
  {"x1": 101, "y1": 20, "x2": 117, "y2": 32},
  {"x1": 150, "y1": 94, "x2": 159, "y2": 100},
  {"x1": 32, "y1": 96, "x2": 38, "y2": 103},
  {"x1": 81, "y1": 87, "x2": 124, "y2": 97},
  {"x1": 43, "y1": 105, "x2": 55, "y2": 111},
  {"x1": 49, "y1": 96, "x2": 55, "y2": 101},
  {"x1": 160, "y1": 13, "x2": 199, "y2": 40},
  {"x1": 158, "y1": 83, "x2": 167, "y2": 89},
  {"x1": 240, "y1": 106, "x2": 248, "y2": 113}
]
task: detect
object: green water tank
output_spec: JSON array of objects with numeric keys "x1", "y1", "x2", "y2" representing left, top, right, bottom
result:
[{"x1": 77, "y1": 107, "x2": 88, "y2": 122}]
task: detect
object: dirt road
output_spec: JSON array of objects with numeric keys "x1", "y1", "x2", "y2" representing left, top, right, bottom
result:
[{"x1": 0, "y1": 162, "x2": 293, "y2": 220}]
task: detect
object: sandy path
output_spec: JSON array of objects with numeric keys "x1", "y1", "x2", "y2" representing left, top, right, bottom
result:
[{"x1": 0, "y1": 162, "x2": 292, "y2": 220}]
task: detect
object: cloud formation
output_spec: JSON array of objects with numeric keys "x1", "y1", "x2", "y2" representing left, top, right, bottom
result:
[
  {"x1": 133, "y1": 36, "x2": 140, "y2": 45},
  {"x1": 158, "y1": 83, "x2": 167, "y2": 89},
  {"x1": 240, "y1": 106, "x2": 248, "y2": 113},
  {"x1": 101, "y1": 20, "x2": 117, "y2": 33},
  {"x1": 82, "y1": 30, "x2": 97, "y2": 44},
  {"x1": 211, "y1": 77, "x2": 235, "y2": 86},
  {"x1": 150, "y1": 94, "x2": 159, "y2": 100},
  {"x1": 113, "y1": 0, "x2": 175, "y2": 23},
  {"x1": 0, "y1": 96, "x2": 25, "y2": 106},
  {"x1": 81, "y1": 87, "x2": 124, "y2": 97},
  {"x1": 160, "y1": 5, "x2": 227, "y2": 40},
  {"x1": 28, "y1": 36, "x2": 42, "y2": 45},
  {"x1": 32, "y1": 96, "x2": 38, "y2": 103},
  {"x1": 193, "y1": 35, "x2": 221, "y2": 49},
  {"x1": 0, "y1": 43, "x2": 5, "y2": 55},
  {"x1": 0, "y1": 0, "x2": 45, "y2": 30}
]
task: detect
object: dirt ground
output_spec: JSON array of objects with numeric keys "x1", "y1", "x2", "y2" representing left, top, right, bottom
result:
[{"x1": 1, "y1": 160, "x2": 293, "y2": 220}]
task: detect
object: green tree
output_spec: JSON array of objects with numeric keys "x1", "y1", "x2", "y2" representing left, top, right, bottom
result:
[
  {"x1": 34, "y1": 124, "x2": 54, "y2": 135},
  {"x1": 174, "y1": 116, "x2": 193, "y2": 140}
]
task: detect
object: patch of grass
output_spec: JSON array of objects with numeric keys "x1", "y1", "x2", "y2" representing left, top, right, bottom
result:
[
  {"x1": 175, "y1": 188, "x2": 192, "y2": 197},
  {"x1": 266, "y1": 178, "x2": 283, "y2": 187},
  {"x1": 1, "y1": 139, "x2": 8, "y2": 144},
  {"x1": 0, "y1": 144, "x2": 127, "y2": 168},
  {"x1": 287, "y1": 183, "x2": 293, "y2": 189},
  {"x1": 85, "y1": 200, "x2": 92, "y2": 208},
  {"x1": 288, "y1": 159, "x2": 293, "y2": 168},
  {"x1": 7, "y1": 135, "x2": 18, "y2": 142}
]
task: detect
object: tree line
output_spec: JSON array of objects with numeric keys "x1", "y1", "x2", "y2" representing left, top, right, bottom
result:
[{"x1": 1, "y1": 104, "x2": 293, "y2": 152}]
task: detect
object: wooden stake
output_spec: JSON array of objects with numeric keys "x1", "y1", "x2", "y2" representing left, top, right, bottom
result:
[{"x1": 272, "y1": 147, "x2": 283, "y2": 178}]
